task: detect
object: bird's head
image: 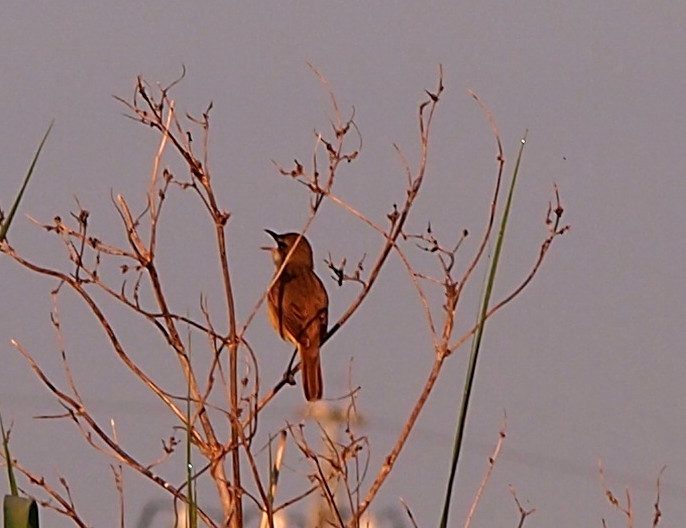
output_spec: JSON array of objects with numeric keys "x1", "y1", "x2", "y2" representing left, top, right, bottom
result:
[{"x1": 263, "y1": 230, "x2": 314, "y2": 268}]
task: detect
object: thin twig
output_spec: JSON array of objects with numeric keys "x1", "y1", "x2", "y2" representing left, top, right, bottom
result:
[{"x1": 463, "y1": 416, "x2": 507, "y2": 528}]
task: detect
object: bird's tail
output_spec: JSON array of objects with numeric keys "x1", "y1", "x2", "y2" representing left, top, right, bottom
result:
[{"x1": 301, "y1": 346, "x2": 323, "y2": 401}]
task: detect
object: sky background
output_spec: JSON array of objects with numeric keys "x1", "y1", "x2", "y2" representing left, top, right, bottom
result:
[{"x1": 2, "y1": 2, "x2": 686, "y2": 527}]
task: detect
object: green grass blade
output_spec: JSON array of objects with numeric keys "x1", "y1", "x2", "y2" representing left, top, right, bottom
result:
[
  {"x1": 185, "y1": 336, "x2": 197, "y2": 528},
  {"x1": 439, "y1": 133, "x2": 528, "y2": 528},
  {"x1": 0, "y1": 121, "x2": 54, "y2": 243},
  {"x1": 0, "y1": 415, "x2": 17, "y2": 497},
  {"x1": 3, "y1": 495, "x2": 39, "y2": 528}
]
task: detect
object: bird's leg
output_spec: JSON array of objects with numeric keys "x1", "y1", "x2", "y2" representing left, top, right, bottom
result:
[{"x1": 282, "y1": 347, "x2": 298, "y2": 386}]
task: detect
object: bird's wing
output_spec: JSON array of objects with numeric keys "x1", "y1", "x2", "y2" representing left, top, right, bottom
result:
[{"x1": 281, "y1": 274, "x2": 327, "y2": 347}]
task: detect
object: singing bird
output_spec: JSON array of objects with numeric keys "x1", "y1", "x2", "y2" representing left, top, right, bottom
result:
[{"x1": 264, "y1": 230, "x2": 329, "y2": 401}]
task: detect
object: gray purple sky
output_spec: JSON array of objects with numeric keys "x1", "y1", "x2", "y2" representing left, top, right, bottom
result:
[{"x1": 2, "y1": 2, "x2": 686, "y2": 527}]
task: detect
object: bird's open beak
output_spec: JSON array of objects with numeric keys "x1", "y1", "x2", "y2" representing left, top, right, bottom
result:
[{"x1": 262, "y1": 229, "x2": 279, "y2": 251}]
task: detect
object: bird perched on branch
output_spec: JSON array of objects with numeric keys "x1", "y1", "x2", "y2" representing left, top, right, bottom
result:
[{"x1": 264, "y1": 230, "x2": 329, "y2": 401}]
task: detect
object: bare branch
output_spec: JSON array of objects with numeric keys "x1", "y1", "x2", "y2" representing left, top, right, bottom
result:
[
  {"x1": 463, "y1": 415, "x2": 507, "y2": 528},
  {"x1": 509, "y1": 484, "x2": 536, "y2": 528}
]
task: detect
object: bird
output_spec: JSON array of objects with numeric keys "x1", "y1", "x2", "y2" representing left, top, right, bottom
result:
[{"x1": 264, "y1": 230, "x2": 329, "y2": 401}]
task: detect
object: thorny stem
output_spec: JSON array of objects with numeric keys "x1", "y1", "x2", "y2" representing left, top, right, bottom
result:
[
  {"x1": 125, "y1": 77, "x2": 242, "y2": 526},
  {"x1": 347, "y1": 65, "x2": 444, "y2": 527}
]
